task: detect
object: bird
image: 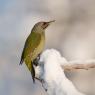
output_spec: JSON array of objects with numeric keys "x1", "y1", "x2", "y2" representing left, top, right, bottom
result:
[{"x1": 20, "y1": 20, "x2": 55, "y2": 83}]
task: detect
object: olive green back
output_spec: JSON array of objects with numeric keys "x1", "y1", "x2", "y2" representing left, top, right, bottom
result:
[{"x1": 21, "y1": 32, "x2": 41, "y2": 62}]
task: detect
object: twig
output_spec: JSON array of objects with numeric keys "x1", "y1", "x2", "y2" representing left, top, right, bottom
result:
[
  {"x1": 35, "y1": 77, "x2": 47, "y2": 91},
  {"x1": 35, "y1": 77, "x2": 42, "y2": 82},
  {"x1": 62, "y1": 62, "x2": 95, "y2": 71}
]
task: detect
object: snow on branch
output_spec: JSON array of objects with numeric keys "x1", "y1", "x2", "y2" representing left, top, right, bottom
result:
[{"x1": 35, "y1": 49, "x2": 88, "y2": 95}]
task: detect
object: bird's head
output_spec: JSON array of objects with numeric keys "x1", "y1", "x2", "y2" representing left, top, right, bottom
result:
[{"x1": 33, "y1": 20, "x2": 55, "y2": 31}]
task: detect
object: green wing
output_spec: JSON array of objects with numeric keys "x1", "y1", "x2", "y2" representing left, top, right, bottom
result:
[{"x1": 20, "y1": 32, "x2": 41, "y2": 65}]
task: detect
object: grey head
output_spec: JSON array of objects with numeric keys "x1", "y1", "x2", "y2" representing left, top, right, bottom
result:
[{"x1": 32, "y1": 20, "x2": 55, "y2": 32}]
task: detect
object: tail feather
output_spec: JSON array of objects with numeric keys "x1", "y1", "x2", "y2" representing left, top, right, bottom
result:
[
  {"x1": 31, "y1": 64, "x2": 35, "y2": 83},
  {"x1": 22, "y1": 58, "x2": 35, "y2": 83},
  {"x1": 19, "y1": 59, "x2": 23, "y2": 65}
]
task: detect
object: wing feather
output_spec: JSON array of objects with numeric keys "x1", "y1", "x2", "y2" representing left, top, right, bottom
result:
[{"x1": 20, "y1": 32, "x2": 41, "y2": 64}]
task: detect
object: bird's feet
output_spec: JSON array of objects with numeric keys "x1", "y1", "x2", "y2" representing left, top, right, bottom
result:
[{"x1": 33, "y1": 54, "x2": 41, "y2": 66}]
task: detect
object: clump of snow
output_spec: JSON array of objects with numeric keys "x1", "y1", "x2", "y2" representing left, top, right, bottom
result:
[{"x1": 35, "y1": 49, "x2": 85, "y2": 95}]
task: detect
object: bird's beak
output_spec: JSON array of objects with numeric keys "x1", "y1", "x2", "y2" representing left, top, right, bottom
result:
[
  {"x1": 45, "y1": 20, "x2": 55, "y2": 28},
  {"x1": 47, "y1": 20, "x2": 55, "y2": 24},
  {"x1": 43, "y1": 20, "x2": 55, "y2": 29}
]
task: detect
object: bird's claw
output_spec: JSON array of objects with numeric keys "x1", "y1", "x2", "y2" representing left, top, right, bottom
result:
[{"x1": 33, "y1": 54, "x2": 41, "y2": 66}]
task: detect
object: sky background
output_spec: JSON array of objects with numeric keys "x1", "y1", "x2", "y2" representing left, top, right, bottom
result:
[{"x1": 0, "y1": 0, "x2": 95, "y2": 95}]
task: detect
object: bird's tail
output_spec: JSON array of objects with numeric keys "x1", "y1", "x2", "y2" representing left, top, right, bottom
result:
[
  {"x1": 31, "y1": 63, "x2": 35, "y2": 83},
  {"x1": 25, "y1": 59, "x2": 35, "y2": 83},
  {"x1": 19, "y1": 59, "x2": 23, "y2": 65}
]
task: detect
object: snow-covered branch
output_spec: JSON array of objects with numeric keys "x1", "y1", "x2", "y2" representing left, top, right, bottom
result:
[
  {"x1": 62, "y1": 60, "x2": 95, "y2": 71},
  {"x1": 35, "y1": 49, "x2": 90, "y2": 95}
]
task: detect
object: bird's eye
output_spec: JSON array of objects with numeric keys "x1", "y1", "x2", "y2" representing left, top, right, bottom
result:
[{"x1": 43, "y1": 22, "x2": 46, "y2": 25}]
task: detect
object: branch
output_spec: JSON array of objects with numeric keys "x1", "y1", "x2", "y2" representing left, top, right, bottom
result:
[
  {"x1": 36, "y1": 49, "x2": 86, "y2": 95},
  {"x1": 62, "y1": 60, "x2": 95, "y2": 71}
]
